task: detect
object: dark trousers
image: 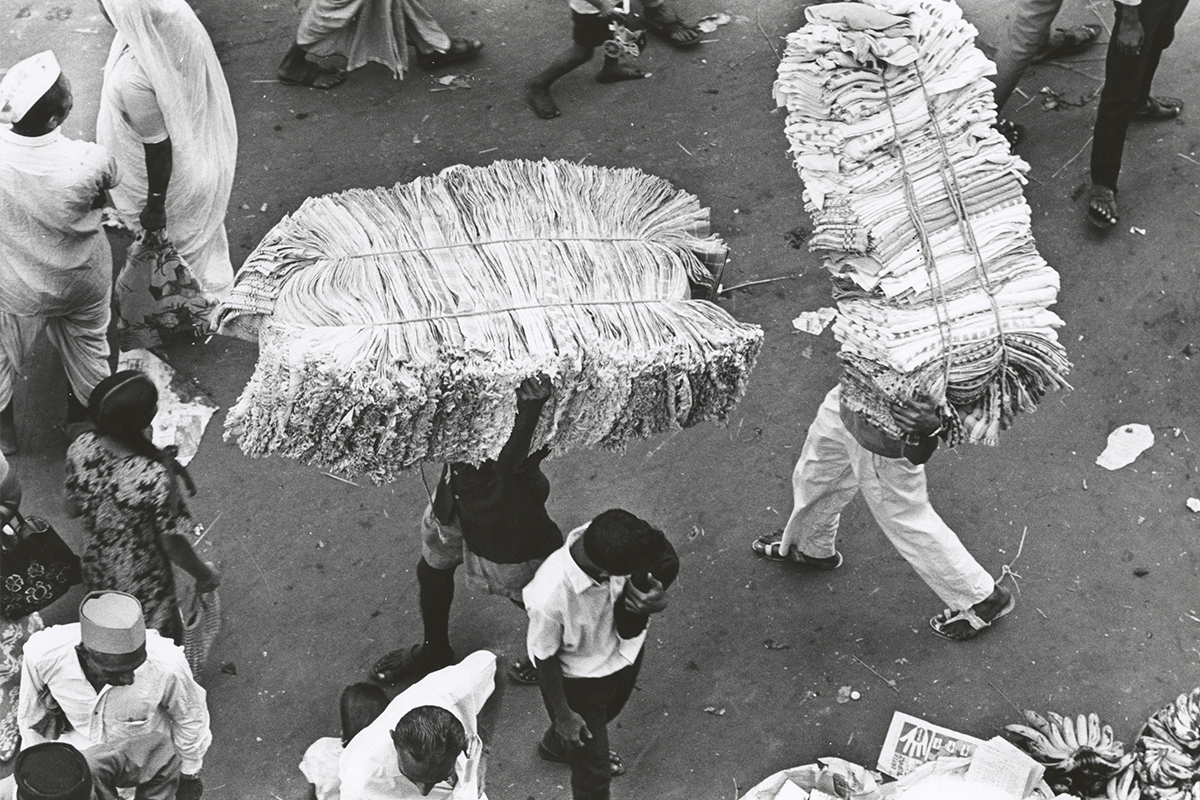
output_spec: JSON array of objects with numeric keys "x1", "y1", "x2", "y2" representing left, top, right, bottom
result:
[
  {"x1": 542, "y1": 651, "x2": 643, "y2": 800},
  {"x1": 1090, "y1": 0, "x2": 1189, "y2": 190}
]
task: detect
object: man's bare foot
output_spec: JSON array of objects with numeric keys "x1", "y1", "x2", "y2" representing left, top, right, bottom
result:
[
  {"x1": 526, "y1": 83, "x2": 560, "y2": 119},
  {"x1": 596, "y1": 63, "x2": 650, "y2": 84}
]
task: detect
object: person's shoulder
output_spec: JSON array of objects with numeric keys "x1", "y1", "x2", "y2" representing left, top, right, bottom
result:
[
  {"x1": 24, "y1": 623, "x2": 80, "y2": 662},
  {"x1": 66, "y1": 430, "x2": 99, "y2": 459},
  {"x1": 144, "y1": 630, "x2": 196, "y2": 675}
]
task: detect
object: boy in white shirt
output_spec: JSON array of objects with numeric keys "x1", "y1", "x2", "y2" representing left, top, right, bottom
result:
[{"x1": 522, "y1": 509, "x2": 677, "y2": 800}]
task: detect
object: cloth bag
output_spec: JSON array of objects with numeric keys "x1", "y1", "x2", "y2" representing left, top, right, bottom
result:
[
  {"x1": 180, "y1": 589, "x2": 220, "y2": 674},
  {"x1": 117, "y1": 229, "x2": 220, "y2": 350},
  {"x1": 1, "y1": 510, "x2": 82, "y2": 619}
]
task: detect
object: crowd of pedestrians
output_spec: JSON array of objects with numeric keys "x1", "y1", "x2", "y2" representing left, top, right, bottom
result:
[{"x1": 0, "y1": 0, "x2": 1192, "y2": 798}]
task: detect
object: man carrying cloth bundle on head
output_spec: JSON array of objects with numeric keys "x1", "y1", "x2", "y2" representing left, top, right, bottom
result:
[
  {"x1": 371, "y1": 375, "x2": 563, "y2": 687},
  {"x1": 752, "y1": 385, "x2": 1013, "y2": 641},
  {"x1": 0, "y1": 51, "x2": 117, "y2": 455},
  {"x1": 17, "y1": 592, "x2": 211, "y2": 800}
]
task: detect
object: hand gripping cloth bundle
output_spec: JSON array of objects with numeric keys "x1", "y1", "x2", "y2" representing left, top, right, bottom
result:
[
  {"x1": 773, "y1": 0, "x2": 1071, "y2": 445},
  {"x1": 220, "y1": 159, "x2": 762, "y2": 481}
]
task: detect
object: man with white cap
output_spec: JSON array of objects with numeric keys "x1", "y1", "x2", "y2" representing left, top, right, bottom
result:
[
  {"x1": 17, "y1": 592, "x2": 210, "y2": 800},
  {"x1": 0, "y1": 50, "x2": 118, "y2": 455}
]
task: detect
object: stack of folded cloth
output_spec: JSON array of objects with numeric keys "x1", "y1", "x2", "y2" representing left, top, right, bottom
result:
[{"x1": 773, "y1": 0, "x2": 1070, "y2": 445}]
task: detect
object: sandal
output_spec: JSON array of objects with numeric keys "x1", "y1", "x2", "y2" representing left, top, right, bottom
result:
[
  {"x1": 371, "y1": 644, "x2": 454, "y2": 685},
  {"x1": 509, "y1": 657, "x2": 540, "y2": 685},
  {"x1": 537, "y1": 742, "x2": 625, "y2": 777},
  {"x1": 1132, "y1": 96, "x2": 1183, "y2": 122},
  {"x1": 750, "y1": 532, "x2": 842, "y2": 570},
  {"x1": 1086, "y1": 185, "x2": 1118, "y2": 230},
  {"x1": 642, "y1": 5, "x2": 702, "y2": 49},
  {"x1": 417, "y1": 38, "x2": 484, "y2": 69},
  {"x1": 1040, "y1": 23, "x2": 1101, "y2": 60},
  {"x1": 929, "y1": 586, "x2": 1015, "y2": 641},
  {"x1": 277, "y1": 53, "x2": 346, "y2": 89},
  {"x1": 993, "y1": 118, "x2": 1025, "y2": 150}
]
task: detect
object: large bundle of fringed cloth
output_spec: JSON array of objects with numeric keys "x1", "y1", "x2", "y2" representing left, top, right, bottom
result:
[
  {"x1": 220, "y1": 159, "x2": 763, "y2": 480},
  {"x1": 773, "y1": 0, "x2": 1071, "y2": 445}
]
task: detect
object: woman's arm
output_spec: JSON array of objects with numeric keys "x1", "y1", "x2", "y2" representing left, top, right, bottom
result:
[
  {"x1": 161, "y1": 534, "x2": 221, "y2": 592},
  {"x1": 140, "y1": 139, "x2": 173, "y2": 232}
]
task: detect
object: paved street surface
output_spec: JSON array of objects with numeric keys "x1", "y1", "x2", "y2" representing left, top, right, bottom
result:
[{"x1": 4, "y1": 0, "x2": 1200, "y2": 797}]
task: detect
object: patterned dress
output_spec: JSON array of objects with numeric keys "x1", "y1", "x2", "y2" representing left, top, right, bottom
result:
[{"x1": 65, "y1": 432, "x2": 187, "y2": 642}]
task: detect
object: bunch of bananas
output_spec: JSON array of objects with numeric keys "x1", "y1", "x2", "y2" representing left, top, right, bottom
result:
[
  {"x1": 1005, "y1": 709, "x2": 1131, "y2": 796},
  {"x1": 1131, "y1": 690, "x2": 1200, "y2": 800}
]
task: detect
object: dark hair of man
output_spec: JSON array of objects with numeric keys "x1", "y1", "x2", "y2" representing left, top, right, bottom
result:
[
  {"x1": 12, "y1": 74, "x2": 72, "y2": 137},
  {"x1": 582, "y1": 508, "x2": 665, "y2": 576},
  {"x1": 391, "y1": 706, "x2": 468, "y2": 764},
  {"x1": 340, "y1": 682, "x2": 388, "y2": 745}
]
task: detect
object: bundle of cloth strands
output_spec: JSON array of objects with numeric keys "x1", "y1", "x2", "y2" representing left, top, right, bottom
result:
[
  {"x1": 773, "y1": 0, "x2": 1071, "y2": 445},
  {"x1": 219, "y1": 159, "x2": 762, "y2": 481}
]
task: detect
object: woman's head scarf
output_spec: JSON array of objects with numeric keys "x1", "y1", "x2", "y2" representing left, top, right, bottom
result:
[
  {"x1": 88, "y1": 370, "x2": 158, "y2": 436},
  {"x1": 95, "y1": 0, "x2": 236, "y2": 269},
  {"x1": 88, "y1": 369, "x2": 196, "y2": 500}
]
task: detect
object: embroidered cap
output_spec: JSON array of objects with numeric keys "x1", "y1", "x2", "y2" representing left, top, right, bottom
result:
[
  {"x1": 79, "y1": 590, "x2": 146, "y2": 655},
  {"x1": 13, "y1": 742, "x2": 92, "y2": 800},
  {"x1": 0, "y1": 51, "x2": 61, "y2": 126}
]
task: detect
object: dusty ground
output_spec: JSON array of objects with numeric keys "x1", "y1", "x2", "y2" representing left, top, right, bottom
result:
[{"x1": 5, "y1": 0, "x2": 1200, "y2": 797}]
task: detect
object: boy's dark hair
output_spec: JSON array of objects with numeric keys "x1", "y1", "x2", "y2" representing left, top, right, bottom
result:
[
  {"x1": 582, "y1": 508, "x2": 666, "y2": 576},
  {"x1": 12, "y1": 74, "x2": 72, "y2": 136},
  {"x1": 340, "y1": 682, "x2": 388, "y2": 745},
  {"x1": 391, "y1": 706, "x2": 468, "y2": 763}
]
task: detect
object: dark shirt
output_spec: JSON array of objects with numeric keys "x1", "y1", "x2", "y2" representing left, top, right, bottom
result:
[{"x1": 432, "y1": 396, "x2": 563, "y2": 563}]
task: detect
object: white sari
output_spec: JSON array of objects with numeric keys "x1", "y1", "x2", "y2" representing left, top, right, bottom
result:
[{"x1": 96, "y1": 0, "x2": 238, "y2": 301}]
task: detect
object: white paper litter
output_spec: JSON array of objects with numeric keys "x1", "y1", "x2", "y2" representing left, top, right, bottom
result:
[
  {"x1": 119, "y1": 349, "x2": 218, "y2": 466},
  {"x1": 1095, "y1": 424, "x2": 1154, "y2": 470},
  {"x1": 1187, "y1": 498, "x2": 1200, "y2": 513},
  {"x1": 697, "y1": 12, "x2": 731, "y2": 32},
  {"x1": 791, "y1": 307, "x2": 838, "y2": 335}
]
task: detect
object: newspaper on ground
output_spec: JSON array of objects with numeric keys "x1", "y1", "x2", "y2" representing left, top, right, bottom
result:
[
  {"x1": 119, "y1": 349, "x2": 218, "y2": 466},
  {"x1": 876, "y1": 711, "x2": 983, "y2": 778},
  {"x1": 964, "y1": 737, "x2": 1045, "y2": 799}
]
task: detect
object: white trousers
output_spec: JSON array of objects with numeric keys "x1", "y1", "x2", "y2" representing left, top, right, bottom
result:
[
  {"x1": 780, "y1": 387, "x2": 994, "y2": 612},
  {"x1": 0, "y1": 296, "x2": 111, "y2": 410}
]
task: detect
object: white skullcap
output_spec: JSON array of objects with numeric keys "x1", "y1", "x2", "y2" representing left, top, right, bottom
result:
[
  {"x1": 0, "y1": 51, "x2": 61, "y2": 126},
  {"x1": 80, "y1": 591, "x2": 147, "y2": 655}
]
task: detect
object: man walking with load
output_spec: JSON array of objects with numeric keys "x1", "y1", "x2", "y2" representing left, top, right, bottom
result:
[{"x1": 753, "y1": 385, "x2": 1014, "y2": 641}]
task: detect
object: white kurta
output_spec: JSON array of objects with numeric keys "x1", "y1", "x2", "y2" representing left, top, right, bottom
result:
[
  {"x1": 0, "y1": 127, "x2": 116, "y2": 407},
  {"x1": 17, "y1": 623, "x2": 212, "y2": 774},
  {"x1": 339, "y1": 650, "x2": 496, "y2": 800}
]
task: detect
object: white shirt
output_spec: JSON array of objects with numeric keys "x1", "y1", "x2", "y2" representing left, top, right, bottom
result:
[
  {"x1": 301, "y1": 737, "x2": 344, "y2": 800},
  {"x1": 339, "y1": 650, "x2": 496, "y2": 800},
  {"x1": 0, "y1": 127, "x2": 116, "y2": 317},
  {"x1": 523, "y1": 525, "x2": 647, "y2": 679},
  {"x1": 17, "y1": 623, "x2": 212, "y2": 774}
]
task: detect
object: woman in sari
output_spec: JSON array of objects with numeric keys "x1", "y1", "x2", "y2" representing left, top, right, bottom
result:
[{"x1": 96, "y1": 0, "x2": 237, "y2": 304}]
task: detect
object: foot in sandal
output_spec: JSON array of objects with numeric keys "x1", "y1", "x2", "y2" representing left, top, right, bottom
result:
[
  {"x1": 1132, "y1": 96, "x2": 1183, "y2": 122},
  {"x1": 750, "y1": 531, "x2": 843, "y2": 570},
  {"x1": 1086, "y1": 184, "x2": 1118, "y2": 229},
  {"x1": 929, "y1": 585, "x2": 1015, "y2": 641}
]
